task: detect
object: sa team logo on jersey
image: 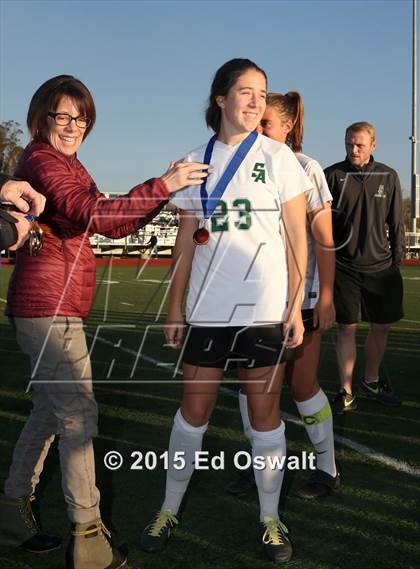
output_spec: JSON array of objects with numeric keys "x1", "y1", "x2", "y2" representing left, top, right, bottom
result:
[
  {"x1": 374, "y1": 184, "x2": 387, "y2": 198},
  {"x1": 251, "y1": 162, "x2": 266, "y2": 183}
]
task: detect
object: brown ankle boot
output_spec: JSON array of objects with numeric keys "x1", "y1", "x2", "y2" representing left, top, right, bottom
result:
[
  {"x1": 66, "y1": 519, "x2": 127, "y2": 569},
  {"x1": 0, "y1": 493, "x2": 61, "y2": 552}
]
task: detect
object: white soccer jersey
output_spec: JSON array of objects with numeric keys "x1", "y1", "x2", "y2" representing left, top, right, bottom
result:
[
  {"x1": 295, "y1": 152, "x2": 333, "y2": 310},
  {"x1": 171, "y1": 134, "x2": 312, "y2": 326}
]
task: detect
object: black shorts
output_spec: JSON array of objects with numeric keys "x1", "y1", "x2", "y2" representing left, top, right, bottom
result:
[
  {"x1": 334, "y1": 264, "x2": 404, "y2": 325},
  {"x1": 301, "y1": 309, "x2": 318, "y2": 332},
  {"x1": 182, "y1": 324, "x2": 295, "y2": 369}
]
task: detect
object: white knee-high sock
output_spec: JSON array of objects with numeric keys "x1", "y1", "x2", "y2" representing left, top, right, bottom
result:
[
  {"x1": 238, "y1": 390, "x2": 253, "y2": 444},
  {"x1": 161, "y1": 409, "x2": 208, "y2": 515},
  {"x1": 250, "y1": 422, "x2": 286, "y2": 522},
  {"x1": 294, "y1": 389, "x2": 336, "y2": 477}
]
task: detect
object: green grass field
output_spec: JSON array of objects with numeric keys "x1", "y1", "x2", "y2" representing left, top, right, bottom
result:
[{"x1": 0, "y1": 262, "x2": 419, "y2": 569}]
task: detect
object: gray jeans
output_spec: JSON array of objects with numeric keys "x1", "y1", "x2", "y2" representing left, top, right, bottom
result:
[{"x1": 5, "y1": 317, "x2": 101, "y2": 524}]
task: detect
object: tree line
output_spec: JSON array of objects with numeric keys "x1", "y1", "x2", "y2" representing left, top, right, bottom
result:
[{"x1": 0, "y1": 120, "x2": 24, "y2": 176}]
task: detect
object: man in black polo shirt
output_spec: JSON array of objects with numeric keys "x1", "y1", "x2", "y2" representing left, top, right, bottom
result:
[{"x1": 324, "y1": 122, "x2": 404, "y2": 413}]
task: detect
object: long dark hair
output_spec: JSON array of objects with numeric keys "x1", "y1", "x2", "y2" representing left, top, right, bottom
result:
[{"x1": 205, "y1": 58, "x2": 267, "y2": 134}]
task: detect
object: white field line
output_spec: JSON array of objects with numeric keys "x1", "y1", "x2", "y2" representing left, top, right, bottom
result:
[
  {"x1": 87, "y1": 332, "x2": 420, "y2": 479},
  {"x1": 219, "y1": 387, "x2": 420, "y2": 478},
  {"x1": 112, "y1": 279, "x2": 171, "y2": 285},
  {"x1": 135, "y1": 279, "x2": 170, "y2": 284}
]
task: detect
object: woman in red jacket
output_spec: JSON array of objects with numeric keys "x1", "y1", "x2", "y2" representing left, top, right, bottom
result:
[{"x1": 0, "y1": 75, "x2": 208, "y2": 569}]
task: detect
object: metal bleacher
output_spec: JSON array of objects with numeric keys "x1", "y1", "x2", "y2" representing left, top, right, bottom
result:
[{"x1": 89, "y1": 205, "x2": 179, "y2": 257}]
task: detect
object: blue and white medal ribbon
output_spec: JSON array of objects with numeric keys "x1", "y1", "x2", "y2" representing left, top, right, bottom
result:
[{"x1": 193, "y1": 130, "x2": 258, "y2": 245}]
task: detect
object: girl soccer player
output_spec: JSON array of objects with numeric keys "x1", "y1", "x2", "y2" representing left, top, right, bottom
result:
[
  {"x1": 229, "y1": 91, "x2": 339, "y2": 500},
  {"x1": 140, "y1": 61, "x2": 310, "y2": 563}
]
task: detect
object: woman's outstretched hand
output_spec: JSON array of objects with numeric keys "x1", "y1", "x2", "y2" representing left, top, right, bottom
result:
[{"x1": 161, "y1": 161, "x2": 210, "y2": 194}]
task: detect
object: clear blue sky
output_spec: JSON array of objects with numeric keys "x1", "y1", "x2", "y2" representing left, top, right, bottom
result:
[{"x1": 0, "y1": 0, "x2": 417, "y2": 195}]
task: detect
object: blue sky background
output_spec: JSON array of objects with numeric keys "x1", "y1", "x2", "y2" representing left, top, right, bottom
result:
[{"x1": 0, "y1": 0, "x2": 417, "y2": 195}]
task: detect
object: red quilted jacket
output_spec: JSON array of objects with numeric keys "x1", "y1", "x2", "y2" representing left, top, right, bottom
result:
[{"x1": 6, "y1": 139, "x2": 169, "y2": 318}]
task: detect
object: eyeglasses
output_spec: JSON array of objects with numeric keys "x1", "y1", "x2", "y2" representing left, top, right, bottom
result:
[{"x1": 48, "y1": 111, "x2": 91, "y2": 129}]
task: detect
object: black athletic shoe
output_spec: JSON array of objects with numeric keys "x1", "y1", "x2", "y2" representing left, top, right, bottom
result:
[
  {"x1": 359, "y1": 378, "x2": 401, "y2": 407},
  {"x1": 140, "y1": 509, "x2": 178, "y2": 553},
  {"x1": 331, "y1": 388, "x2": 357, "y2": 414},
  {"x1": 260, "y1": 517, "x2": 292, "y2": 563},
  {"x1": 225, "y1": 465, "x2": 256, "y2": 495},
  {"x1": 295, "y1": 468, "x2": 341, "y2": 499}
]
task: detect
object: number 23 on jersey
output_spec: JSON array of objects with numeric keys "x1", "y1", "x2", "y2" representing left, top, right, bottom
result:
[{"x1": 211, "y1": 198, "x2": 252, "y2": 233}]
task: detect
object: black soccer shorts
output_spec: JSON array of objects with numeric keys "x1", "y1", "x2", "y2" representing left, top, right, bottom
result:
[
  {"x1": 181, "y1": 324, "x2": 295, "y2": 369},
  {"x1": 334, "y1": 263, "x2": 404, "y2": 325},
  {"x1": 301, "y1": 309, "x2": 318, "y2": 332}
]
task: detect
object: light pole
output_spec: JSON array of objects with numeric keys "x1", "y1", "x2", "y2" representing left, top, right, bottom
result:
[{"x1": 411, "y1": 0, "x2": 419, "y2": 233}]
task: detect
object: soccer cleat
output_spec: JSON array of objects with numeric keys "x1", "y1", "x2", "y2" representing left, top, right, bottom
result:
[
  {"x1": 140, "y1": 509, "x2": 178, "y2": 553},
  {"x1": 295, "y1": 468, "x2": 341, "y2": 499},
  {"x1": 260, "y1": 517, "x2": 293, "y2": 563},
  {"x1": 331, "y1": 388, "x2": 357, "y2": 414},
  {"x1": 225, "y1": 465, "x2": 256, "y2": 495},
  {"x1": 359, "y1": 378, "x2": 401, "y2": 407}
]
